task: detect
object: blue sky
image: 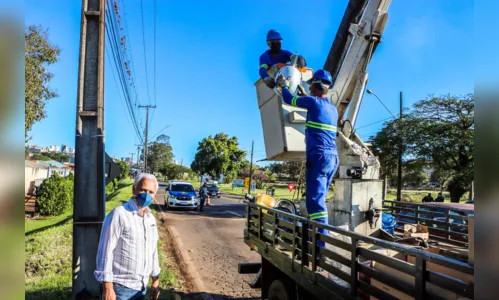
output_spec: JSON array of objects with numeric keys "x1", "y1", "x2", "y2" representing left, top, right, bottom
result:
[{"x1": 25, "y1": 0, "x2": 473, "y2": 166}]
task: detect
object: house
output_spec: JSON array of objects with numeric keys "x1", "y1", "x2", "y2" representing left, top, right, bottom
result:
[
  {"x1": 37, "y1": 159, "x2": 72, "y2": 177},
  {"x1": 25, "y1": 160, "x2": 48, "y2": 195}
]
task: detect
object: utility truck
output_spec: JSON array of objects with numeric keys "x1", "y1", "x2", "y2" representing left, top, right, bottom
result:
[{"x1": 239, "y1": 0, "x2": 474, "y2": 299}]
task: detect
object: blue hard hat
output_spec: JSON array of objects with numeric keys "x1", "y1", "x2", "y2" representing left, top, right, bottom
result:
[
  {"x1": 266, "y1": 29, "x2": 283, "y2": 41},
  {"x1": 307, "y1": 69, "x2": 333, "y2": 86}
]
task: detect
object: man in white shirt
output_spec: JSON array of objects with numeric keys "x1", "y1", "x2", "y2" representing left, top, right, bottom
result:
[{"x1": 95, "y1": 173, "x2": 161, "y2": 300}]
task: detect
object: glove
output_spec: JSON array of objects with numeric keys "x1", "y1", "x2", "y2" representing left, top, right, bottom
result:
[
  {"x1": 263, "y1": 76, "x2": 275, "y2": 89},
  {"x1": 275, "y1": 74, "x2": 287, "y2": 89}
]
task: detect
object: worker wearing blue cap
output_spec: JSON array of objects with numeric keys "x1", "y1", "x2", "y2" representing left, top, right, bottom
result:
[
  {"x1": 276, "y1": 69, "x2": 338, "y2": 247},
  {"x1": 259, "y1": 29, "x2": 306, "y2": 89}
]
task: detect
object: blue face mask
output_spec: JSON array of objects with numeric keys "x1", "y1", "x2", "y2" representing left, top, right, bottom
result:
[{"x1": 135, "y1": 192, "x2": 153, "y2": 207}]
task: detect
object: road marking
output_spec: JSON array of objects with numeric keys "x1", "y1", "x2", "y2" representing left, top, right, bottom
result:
[{"x1": 224, "y1": 210, "x2": 243, "y2": 218}]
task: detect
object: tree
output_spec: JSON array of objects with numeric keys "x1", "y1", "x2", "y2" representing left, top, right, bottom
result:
[
  {"x1": 25, "y1": 25, "x2": 61, "y2": 142},
  {"x1": 116, "y1": 160, "x2": 129, "y2": 182},
  {"x1": 369, "y1": 94, "x2": 474, "y2": 202},
  {"x1": 191, "y1": 133, "x2": 246, "y2": 182},
  {"x1": 403, "y1": 94, "x2": 473, "y2": 202},
  {"x1": 143, "y1": 134, "x2": 174, "y2": 173}
]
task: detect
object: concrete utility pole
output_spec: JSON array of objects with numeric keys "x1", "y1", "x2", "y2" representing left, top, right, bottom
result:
[
  {"x1": 72, "y1": 0, "x2": 106, "y2": 298},
  {"x1": 396, "y1": 91, "x2": 403, "y2": 201},
  {"x1": 248, "y1": 141, "x2": 254, "y2": 195},
  {"x1": 135, "y1": 144, "x2": 142, "y2": 170},
  {"x1": 138, "y1": 105, "x2": 156, "y2": 172}
]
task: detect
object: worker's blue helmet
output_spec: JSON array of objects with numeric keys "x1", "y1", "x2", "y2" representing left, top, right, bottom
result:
[
  {"x1": 307, "y1": 69, "x2": 333, "y2": 86},
  {"x1": 266, "y1": 29, "x2": 283, "y2": 41}
]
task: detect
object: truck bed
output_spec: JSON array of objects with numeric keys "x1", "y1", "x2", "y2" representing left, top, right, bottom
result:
[{"x1": 243, "y1": 203, "x2": 474, "y2": 300}]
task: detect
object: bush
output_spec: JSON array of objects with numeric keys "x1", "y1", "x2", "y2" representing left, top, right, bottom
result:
[{"x1": 37, "y1": 173, "x2": 74, "y2": 216}]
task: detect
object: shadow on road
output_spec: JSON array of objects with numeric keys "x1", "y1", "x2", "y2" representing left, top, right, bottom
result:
[
  {"x1": 172, "y1": 291, "x2": 258, "y2": 300},
  {"x1": 159, "y1": 203, "x2": 248, "y2": 220}
]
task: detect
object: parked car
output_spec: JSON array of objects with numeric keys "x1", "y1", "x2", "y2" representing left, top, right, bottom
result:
[
  {"x1": 206, "y1": 183, "x2": 221, "y2": 198},
  {"x1": 165, "y1": 181, "x2": 198, "y2": 210}
]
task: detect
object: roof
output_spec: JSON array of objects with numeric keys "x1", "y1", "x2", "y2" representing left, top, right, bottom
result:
[
  {"x1": 36, "y1": 159, "x2": 67, "y2": 168},
  {"x1": 25, "y1": 160, "x2": 47, "y2": 169}
]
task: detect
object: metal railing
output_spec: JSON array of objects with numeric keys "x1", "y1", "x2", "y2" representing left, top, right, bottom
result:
[
  {"x1": 245, "y1": 203, "x2": 474, "y2": 300},
  {"x1": 382, "y1": 200, "x2": 472, "y2": 248}
]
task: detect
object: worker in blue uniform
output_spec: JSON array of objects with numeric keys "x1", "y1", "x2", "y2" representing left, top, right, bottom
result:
[
  {"x1": 259, "y1": 29, "x2": 306, "y2": 89},
  {"x1": 276, "y1": 69, "x2": 339, "y2": 247}
]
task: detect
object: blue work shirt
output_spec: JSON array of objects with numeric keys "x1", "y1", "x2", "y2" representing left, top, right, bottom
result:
[
  {"x1": 259, "y1": 49, "x2": 293, "y2": 79},
  {"x1": 281, "y1": 87, "x2": 338, "y2": 154}
]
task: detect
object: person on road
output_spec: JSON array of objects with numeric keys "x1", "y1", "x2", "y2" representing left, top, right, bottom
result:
[
  {"x1": 95, "y1": 173, "x2": 161, "y2": 300},
  {"x1": 422, "y1": 193, "x2": 434, "y2": 203},
  {"x1": 199, "y1": 182, "x2": 208, "y2": 212},
  {"x1": 259, "y1": 29, "x2": 306, "y2": 89},
  {"x1": 276, "y1": 69, "x2": 339, "y2": 248}
]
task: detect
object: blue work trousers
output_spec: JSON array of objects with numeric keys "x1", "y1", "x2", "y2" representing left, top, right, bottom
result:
[{"x1": 306, "y1": 152, "x2": 339, "y2": 248}]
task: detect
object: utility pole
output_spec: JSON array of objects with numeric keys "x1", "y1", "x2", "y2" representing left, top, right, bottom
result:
[
  {"x1": 396, "y1": 91, "x2": 403, "y2": 201},
  {"x1": 180, "y1": 158, "x2": 183, "y2": 167},
  {"x1": 138, "y1": 105, "x2": 156, "y2": 172},
  {"x1": 135, "y1": 144, "x2": 141, "y2": 170},
  {"x1": 73, "y1": 0, "x2": 106, "y2": 298},
  {"x1": 130, "y1": 152, "x2": 135, "y2": 165},
  {"x1": 248, "y1": 141, "x2": 254, "y2": 195}
]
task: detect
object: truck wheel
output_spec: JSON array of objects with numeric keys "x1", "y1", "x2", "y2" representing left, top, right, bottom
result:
[{"x1": 268, "y1": 278, "x2": 297, "y2": 300}]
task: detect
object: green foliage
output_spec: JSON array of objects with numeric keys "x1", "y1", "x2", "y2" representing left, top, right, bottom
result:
[
  {"x1": 159, "y1": 163, "x2": 193, "y2": 180},
  {"x1": 30, "y1": 152, "x2": 72, "y2": 163},
  {"x1": 116, "y1": 160, "x2": 129, "y2": 181},
  {"x1": 143, "y1": 134, "x2": 174, "y2": 173},
  {"x1": 191, "y1": 133, "x2": 246, "y2": 182},
  {"x1": 25, "y1": 25, "x2": 61, "y2": 142},
  {"x1": 37, "y1": 173, "x2": 73, "y2": 216},
  {"x1": 369, "y1": 94, "x2": 474, "y2": 202}
]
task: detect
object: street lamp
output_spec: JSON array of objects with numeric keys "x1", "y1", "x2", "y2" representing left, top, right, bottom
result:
[{"x1": 366, "y1": 89, "x2": 396, "y2": 118}]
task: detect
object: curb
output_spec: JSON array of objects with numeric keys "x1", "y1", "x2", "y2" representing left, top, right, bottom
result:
[{"x1": 153, "y1": 199, "x2": 208, "y2": 296}]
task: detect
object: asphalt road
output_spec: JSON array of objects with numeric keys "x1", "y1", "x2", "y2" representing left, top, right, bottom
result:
[{"x1": 156, "y1": 185, "x2": 261, "y2": 299}]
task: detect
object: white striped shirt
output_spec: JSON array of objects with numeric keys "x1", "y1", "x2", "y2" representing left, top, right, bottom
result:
[{"x1": 94, "y1": 198, "x2": 160, "y2": 291}]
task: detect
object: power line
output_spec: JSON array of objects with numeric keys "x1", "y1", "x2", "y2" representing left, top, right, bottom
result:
[
  {"x1": 140, "y1": 0, "x2": 152, "y2": 105},
  {"x1": 354, "y1": 116, "x2": 396, "y2": 130},
  {"x1": 105, "y1": 1, "x2": 143, "y2": 142},
  {"x1": 150, "y1": 0, "x2": 158, "y2": 127}
]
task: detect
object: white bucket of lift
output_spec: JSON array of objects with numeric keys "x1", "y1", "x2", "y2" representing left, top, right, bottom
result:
[{"x1": 273, "y1": 65, "x2": 302, "y2": 97}]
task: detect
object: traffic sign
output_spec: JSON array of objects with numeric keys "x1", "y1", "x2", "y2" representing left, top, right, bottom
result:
[{"x1": 288, "y1": 184, "x2": 296, "y2": 192}]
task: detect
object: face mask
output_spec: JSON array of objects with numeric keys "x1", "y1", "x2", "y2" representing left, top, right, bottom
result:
[
  {"x1": 269, "y1": 42, "x2": 281, "y2": 54},
  {"x1": 135, "y1": 192, "x2": 153, "y2": 207}
]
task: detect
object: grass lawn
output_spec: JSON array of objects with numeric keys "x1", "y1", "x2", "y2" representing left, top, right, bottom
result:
[{"x1": 25, "y1": 179, "x2": 176, "y2": 300}]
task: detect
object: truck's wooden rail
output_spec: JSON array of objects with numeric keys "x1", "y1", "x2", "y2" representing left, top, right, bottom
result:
[
  {"x1": 382, "y1": 200, "x2": 473, "y2": 248},
  {"x1": 244, "y1": 203, "x2": 474, "y2": 300}
]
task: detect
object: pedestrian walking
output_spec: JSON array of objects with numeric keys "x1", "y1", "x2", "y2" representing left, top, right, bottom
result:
[
  {"x1": 199, "y1": 182, "x2": 208, "y2": 212},
  {"x1": 95, "y1": 173, "x2": 161, "y2": 300}
]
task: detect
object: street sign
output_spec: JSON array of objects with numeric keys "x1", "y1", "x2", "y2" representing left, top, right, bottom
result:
[
  {"x1": 244, "y1": 177, "x2": 250, "y2": 189},
  {"x1": 288, "y1": 184, "x2": 296, "y2": 192},
  {"x1": 105, "y1": 152, "x2": 122, "y2": 184}
]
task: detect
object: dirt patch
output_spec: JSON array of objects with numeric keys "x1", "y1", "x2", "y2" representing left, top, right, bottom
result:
[{"x1": 157, "y1": 210, "x2": 199, "y2": 294}]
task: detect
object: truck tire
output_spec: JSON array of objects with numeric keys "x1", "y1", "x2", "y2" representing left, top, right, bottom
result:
[{"x1": 268, "y1": 278, "x2": 297, "y2": 300}]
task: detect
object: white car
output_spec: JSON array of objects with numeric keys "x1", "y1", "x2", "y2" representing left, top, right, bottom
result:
[{"x1": 165, "y1": 181, "x2": 198, "y2": 210}]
